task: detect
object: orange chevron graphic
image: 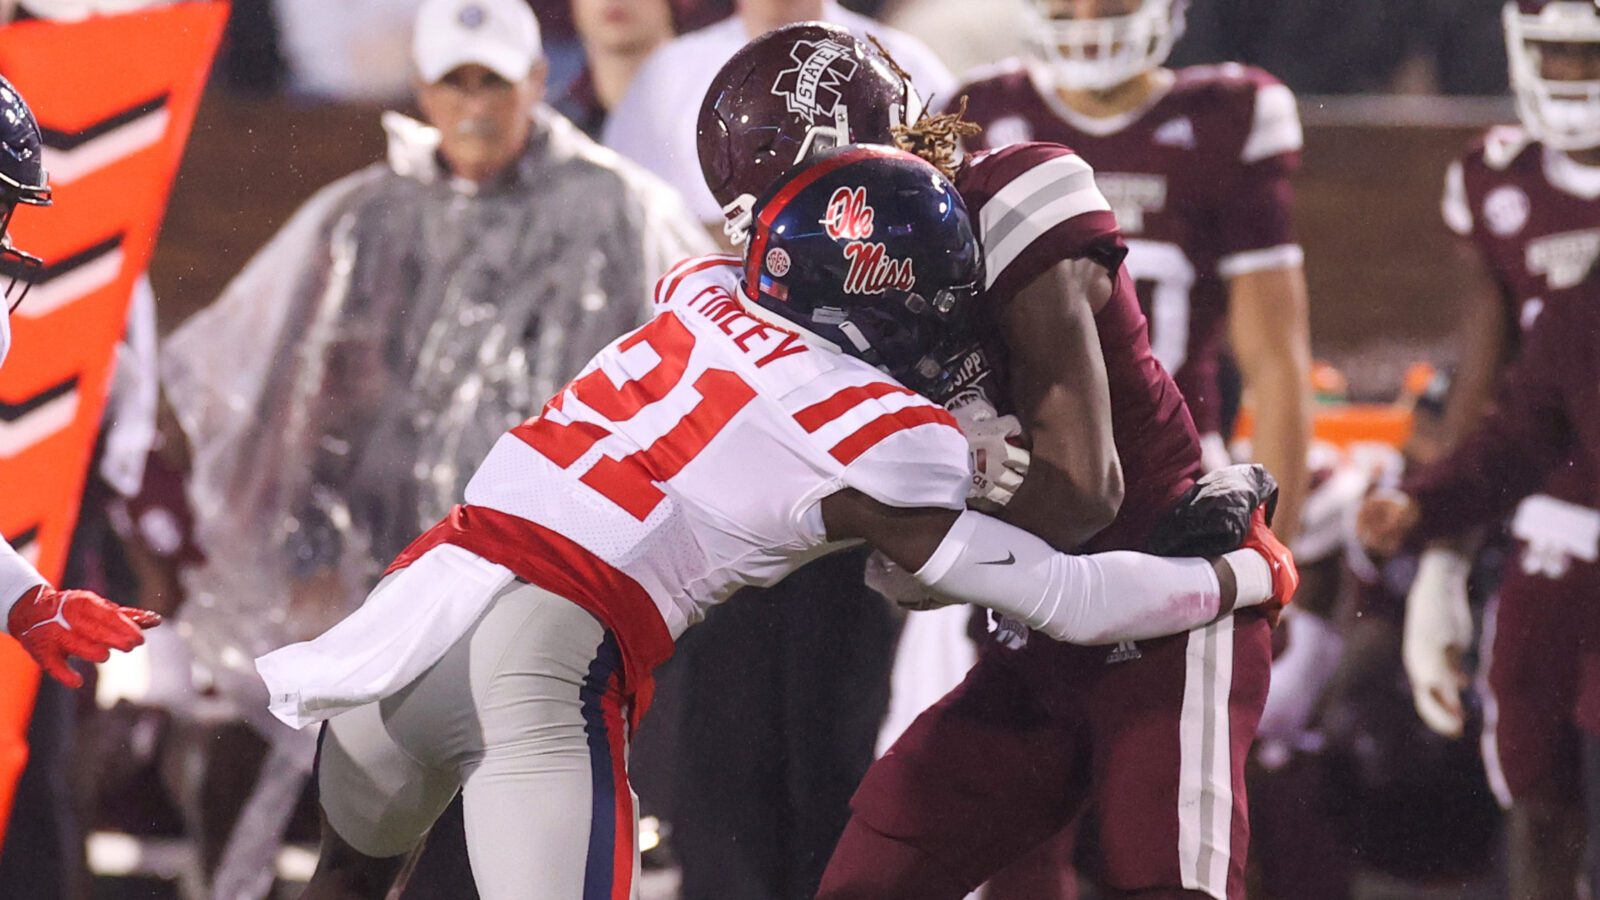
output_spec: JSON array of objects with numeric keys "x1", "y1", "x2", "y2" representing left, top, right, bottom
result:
[{"x1": 0, "y1": 3, "x2": 227, "y2": 849}]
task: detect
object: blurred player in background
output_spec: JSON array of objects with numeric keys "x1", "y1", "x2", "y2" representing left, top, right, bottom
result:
[
  {"x1": 263, "y1": 148, "x2": 1295, "y2": 900},
  {"x1": 1361, "y1": 259, "x2": 1600, "y2": 900},
  {"x1": 1393, "y1": 1, "x2": 1600, "y2": 894}
]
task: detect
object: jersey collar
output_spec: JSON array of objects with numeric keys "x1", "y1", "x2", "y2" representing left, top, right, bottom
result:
[{"x1": 1543, "y1": 145, "x2": 1600, "y2": 201}]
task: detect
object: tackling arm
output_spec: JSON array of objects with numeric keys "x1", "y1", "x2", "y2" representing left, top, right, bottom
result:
[
  {"x1": 996, "y1": 258, "x2": 1124, "y2": 550},
  {"x1": 1229, "y1": 264, "x2": 1313, "y2": 545},
  {"x1": 821, "y1": 489, "x2": 1293, "y2": 645}
]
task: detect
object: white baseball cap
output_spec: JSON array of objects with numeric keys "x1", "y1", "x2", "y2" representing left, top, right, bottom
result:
[{"x1": 413, "y1": 0, "x2": 543, "y2": 85}]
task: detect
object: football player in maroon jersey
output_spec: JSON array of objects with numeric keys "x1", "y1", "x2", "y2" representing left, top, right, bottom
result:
[
  {"x1": 1360, "y1": 263, "x2": 1600, "y2": 900},
  {"x1": 1391, "y1": 1, "x2": 1600, "y2": 894},
  {"x1": 699, "y1": 25, "x2": 1280, "y2": 899}
]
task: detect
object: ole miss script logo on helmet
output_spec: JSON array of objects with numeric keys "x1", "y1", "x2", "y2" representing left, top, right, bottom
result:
[
  {"x1": 771, "y1": 38, "x2": 859, "y2": 124},
  {"x1": 822, "y1": 186, "x2": 915, "y2": 294}
]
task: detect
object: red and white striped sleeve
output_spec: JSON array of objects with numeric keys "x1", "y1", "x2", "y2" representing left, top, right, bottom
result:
[
  {"x1": 956, "y1": 142, "x2": 1125, "y2": 306},
  {"x1": 789, "y1": 373, "x2": 971, "y2": 510}
]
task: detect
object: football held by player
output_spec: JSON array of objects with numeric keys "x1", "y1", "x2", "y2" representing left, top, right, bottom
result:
[
  {"x1": 696, "y1": 24, "x2": 1290, "y2": 900},
  {"x1": 264, "y1": 148, "x2": 1295, "y2": 900}
]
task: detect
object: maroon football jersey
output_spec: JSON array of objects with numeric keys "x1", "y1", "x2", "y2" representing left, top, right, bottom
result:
[
  {"x1": 955, "y1": 142, "x2": 1201, "y2": 551},
  {"x1": 956, "y1": 61, "x2": 1304, "y2": 436},
  {"x1": 1442, "y1": 126, "x2": 1600, "y2": 507}
]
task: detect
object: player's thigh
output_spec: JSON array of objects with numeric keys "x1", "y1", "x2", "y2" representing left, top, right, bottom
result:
[
  {"x1": 825, "y1": 649, "x2": 1086, "y2": 895},
  {"x1": 1483, "y1": 572, "x2": 1586, "y2": 804},
  {"x1": 1085, "y1": 611, "x2": 1272, "y2": 900},
  {"x1": 460, "y1": 584, "x2": 641, "y2": 900},
  {"x1": 318, "y1": 703, "x2": 462, "y2": 860}
]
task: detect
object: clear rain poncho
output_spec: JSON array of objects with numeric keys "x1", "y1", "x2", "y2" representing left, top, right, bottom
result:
[{"x1": 162, "y1": 107, "x2": 712, "y2": 705}]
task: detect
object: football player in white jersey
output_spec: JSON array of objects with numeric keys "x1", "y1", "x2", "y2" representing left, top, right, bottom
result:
[
  {"x1": 264, "y1": 148, "x2": 1296, "y2": 900},
  {"x1": 0, "y1": 75, "x2": 158, "y2": 688}
]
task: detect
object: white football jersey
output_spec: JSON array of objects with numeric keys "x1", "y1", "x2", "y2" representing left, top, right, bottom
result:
[{"x1": 454, "y1": 255, "x2": 970, "y2": 639}]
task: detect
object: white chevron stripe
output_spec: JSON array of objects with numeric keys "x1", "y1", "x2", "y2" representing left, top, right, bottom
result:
[
  {"x1": 0, "y1": 389, "x2": 80, "y2": 458},
  {"x1": 44, "y1": 107, "x2": 170, "y2": 186},
  {"x1": 13, "y1": 248, "x2": 124, "y2": 319}
]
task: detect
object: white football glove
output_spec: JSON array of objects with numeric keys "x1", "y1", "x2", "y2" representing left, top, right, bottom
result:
[
  {"x1": 1403, "y1": 548, "x2": 1474, "y2": 738},
  {"x1": 947, "y1": 398, "x2": 1029, "y2": 510},
  {"x1": 864, "y1": 550, "x2": 949, "y2": 611}
]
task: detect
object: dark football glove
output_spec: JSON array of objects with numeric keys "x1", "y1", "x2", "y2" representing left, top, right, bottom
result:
[{"x1": 1148, "y1": 463, "x2": 1280, "y2": 557}]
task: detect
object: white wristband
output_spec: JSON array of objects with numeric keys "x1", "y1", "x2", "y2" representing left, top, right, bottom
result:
[{"x1": 1221, "y1": 548, "x2": 1274, "y2": 609}]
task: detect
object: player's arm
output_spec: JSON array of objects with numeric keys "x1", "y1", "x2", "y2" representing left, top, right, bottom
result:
[
  {"x1": 821, "y1": 489, "x2": 1294, "y2": 645},
  {"x1": 996, "y1": 258, "x2": 1123, "y2": 550},
  {"x1": 1359, "y1": 304, "x2": 1575, "y2": 554},
  {"x1": 1440, "y1": 258, "x2": 1516, "y2": 454},
  {"x1": 0, "y1": 535, "x2": 159, "y2": 688},
  {"x1": 1228, "y1": 262, "x2": 1312, "y2": 545}
]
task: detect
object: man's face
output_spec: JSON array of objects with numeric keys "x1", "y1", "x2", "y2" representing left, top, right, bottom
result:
[
  {"x1": 1040, "y1": 0, "x2": 1144, "y2": 21},
  {"x1": 416, "y1": 63, "x2": 545, "y2": 184},
  {"x1": 572, "y1": 0, "x2": 674, "y2": 55},
  {"x1": 1535, "y1": 39, "x2": 1600, "y2": 81}
]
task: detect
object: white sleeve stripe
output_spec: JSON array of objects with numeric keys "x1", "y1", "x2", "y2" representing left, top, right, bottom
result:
[
  {"x1": 0, "y1": 535, "x2": 47, "y2": 633},
  {"x1": 1441, "y1": 160, "x2": 1474, "y2": 237},
  {"x1": 980, "y1": 154, "x2": 1095, "y2": 236},
  {"x1": 985, "y1": 187, "x2": 1113, "y2": 289},
  {"x1": 982, "y1": 164, "x2": 1101, "y2": 259},
  {"x1": 1241, "y1": 83, "x2": 1303, "y2": 164},
  {"x1": 1216, "y1": 244, "x2": 1304, "y2": 279}
]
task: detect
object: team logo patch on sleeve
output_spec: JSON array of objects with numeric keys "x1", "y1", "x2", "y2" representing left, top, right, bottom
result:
[{"x1": 772, "y1": 39, "x2": 859, "y2": 124}]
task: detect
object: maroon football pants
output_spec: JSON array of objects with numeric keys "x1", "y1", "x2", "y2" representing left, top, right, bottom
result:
[{"x1": 818, "y1": 610, "x2": 1272, "y2": 900}]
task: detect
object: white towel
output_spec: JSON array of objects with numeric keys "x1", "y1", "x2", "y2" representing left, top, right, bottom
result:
[{"x1": 256, "y1": 544, "x2": 515, "y2": 729}]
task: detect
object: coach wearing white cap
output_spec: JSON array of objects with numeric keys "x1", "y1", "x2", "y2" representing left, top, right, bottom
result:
[{"x1": 412, "y1": 0, "x2": 547, "y2": 186}]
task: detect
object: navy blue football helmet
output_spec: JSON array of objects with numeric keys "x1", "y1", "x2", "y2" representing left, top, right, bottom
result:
[
  {"x1": 742, "y1": 144, "x2": 983, "y2": 393},
  {"x1": 0, "y1": 75, "x2": 52, "y2": 312}
]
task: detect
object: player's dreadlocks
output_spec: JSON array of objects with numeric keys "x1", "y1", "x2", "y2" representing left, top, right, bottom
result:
[{"x1": 866, "y1": 35, "x2": 981, "y2": 180}]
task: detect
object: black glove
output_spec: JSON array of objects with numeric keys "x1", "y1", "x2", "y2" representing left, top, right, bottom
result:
[{"x1": 1148, "y1": 463, "x2": 1279, "y2": 557}]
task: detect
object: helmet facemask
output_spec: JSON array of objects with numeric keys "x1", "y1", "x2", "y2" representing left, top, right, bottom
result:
[
  {"x1": 1026, "y1": 0, "x2": 1187, "y2": 93},
  {"x1": 0, "y1": 197, "x2": 45, "y2": 314},
  {"x1": 1506, "y1": 1, "x2": 1600, "y2": 151}
]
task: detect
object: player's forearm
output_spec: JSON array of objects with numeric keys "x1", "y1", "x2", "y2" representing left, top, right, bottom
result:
[
  {"x1": 912, "y1": 510, "x2": 1274, "y2": 644},
  {"x1": 1230, "y1": 265, "x2": 1312, "y2": 544},
  {"x1": 0, "y1": 537, "x2": 48, "y2": 634},
  {"x1": 999, "y1": 259, "x2": 1123, "y2": 550},
  {"x1": 1248, "y1": 356, "x2": 1311, "y2": 545},
  {"x1": 1439, "y1": 279, "x2": 1512, "y2": 451}
]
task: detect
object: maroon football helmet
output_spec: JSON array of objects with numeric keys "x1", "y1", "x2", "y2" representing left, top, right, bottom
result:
[{"x1": 697, "y1": 23, "x2": 924, "y2": 246}]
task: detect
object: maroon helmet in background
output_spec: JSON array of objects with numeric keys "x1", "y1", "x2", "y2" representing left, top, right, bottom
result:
[{"x1": 696, "y1": 22, "x2": 924, "y2": 245}]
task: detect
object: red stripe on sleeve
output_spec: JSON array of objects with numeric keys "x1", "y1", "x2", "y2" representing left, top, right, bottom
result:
[
  {"x1": 792, "y1": 381, "x2": 916, "y2": 433},
  {"x1": 829, "y1": 406, "x2": 960, "y2": 465}
]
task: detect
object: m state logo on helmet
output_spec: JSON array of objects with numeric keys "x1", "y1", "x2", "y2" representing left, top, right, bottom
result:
[
  {"x1": 0, "y1": 74, "x2": 52, "y2": 315},
  {"x1": 1024, "y1": 0, "x2": 1188, "y2": 92},
  {"x1": 698, "y1": 23, "x2": 924, "y2": 247},
  {"x1": 1505, "y1": 0, "x2": 1600, "y2": 151},
  {"x1": 741, "y1": 145, "x2": 983, "y2": 393}
]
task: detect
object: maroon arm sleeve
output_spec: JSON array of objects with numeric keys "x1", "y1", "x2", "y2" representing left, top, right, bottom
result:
[{"x1": 1402, "y1": 305, "x2": 1576, "y2": 539}]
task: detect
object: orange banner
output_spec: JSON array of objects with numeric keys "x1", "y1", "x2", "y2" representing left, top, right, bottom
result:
[{"x1": 0, "y1": 2, "x2": 227, "y2": 849}]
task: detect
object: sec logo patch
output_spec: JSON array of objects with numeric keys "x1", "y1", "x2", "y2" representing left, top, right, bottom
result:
[
  {"x1": 1484, "y1": 185, "x2": 1530, "y2": 237},
  {"x1": 766, "y1": 248, "x2": 791, "y2": 277}
]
